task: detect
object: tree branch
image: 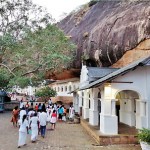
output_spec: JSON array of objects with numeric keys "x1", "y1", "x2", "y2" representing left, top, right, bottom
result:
[
  {"x1": 11, "y1": 64, "x2": 27, "y2": 72},
  {"x1": 21, "y1": 66, "x2": 41, "y2": 76},
  {"x1": 0, "y1": 63, "x2": 16, "y2": 76}
]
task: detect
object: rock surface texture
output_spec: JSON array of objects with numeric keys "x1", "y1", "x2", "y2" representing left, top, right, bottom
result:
[{"x1": 58, "y1": 1, "x2": 150, "y2": 68}]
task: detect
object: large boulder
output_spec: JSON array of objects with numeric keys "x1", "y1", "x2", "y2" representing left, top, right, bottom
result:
[{"x1": 58, "y1": 0, "x2": 150, "y2": 68}]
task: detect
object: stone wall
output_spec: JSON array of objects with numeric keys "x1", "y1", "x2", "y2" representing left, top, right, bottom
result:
[{"x1": 4, "y1": 101, "x2": 19, "y2": 111}]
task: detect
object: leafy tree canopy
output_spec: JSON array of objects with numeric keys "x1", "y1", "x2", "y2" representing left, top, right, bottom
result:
[
  {"x1": 35, "y1": 86, "x2": 57, "y2": 98},
  {"x1": 0, "y1": 0, "x2": 76, "y2": 89},
  {"x1": 3, "y1": 25, "x2": 76, "y2": 88}
]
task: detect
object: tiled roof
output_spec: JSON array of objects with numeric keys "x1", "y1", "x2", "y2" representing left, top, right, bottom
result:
[
  {"x1": 87, "y1": 67, "x2": 118, "y2": 78},
  {"x1": 80, "y1": 56, "x2": 150, "y2": 90}
]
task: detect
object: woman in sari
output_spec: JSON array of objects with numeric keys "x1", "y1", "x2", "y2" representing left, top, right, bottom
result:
[
  {"x1": 11, "y1": 106, "x2": 19, "y2": 127},
  {"x1": 29, "y1": 112, "x2": 39, "y2": 143}
]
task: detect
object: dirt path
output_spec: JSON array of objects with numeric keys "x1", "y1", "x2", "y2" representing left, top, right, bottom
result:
[{"x1": 0, "y1": 112, "x2": 141, "y2": 150}]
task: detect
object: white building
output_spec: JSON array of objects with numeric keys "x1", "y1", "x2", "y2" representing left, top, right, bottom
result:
[
  {"x1": 49, "y1": 78, "x2": 80, "y2": 107},
  {"x1": 76, "y1": 56, "x2": 150, "y2": 135}
]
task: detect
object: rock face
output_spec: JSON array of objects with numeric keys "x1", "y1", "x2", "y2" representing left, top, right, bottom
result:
[{"x1": 58, "y1": 1, "x2": 150, "y2": 68}]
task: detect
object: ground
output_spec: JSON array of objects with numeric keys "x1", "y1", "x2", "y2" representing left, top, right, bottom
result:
[{"x1": 0, "y1": 112, "x2": 141, "y2": 150}]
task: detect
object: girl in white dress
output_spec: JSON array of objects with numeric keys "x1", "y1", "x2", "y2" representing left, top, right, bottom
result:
[
  {"x1": 18, "y1": 115, "x2": 29, "y2": 148},
  {"x1": 50, "y1": 110, "x2": 57, "y2": 130}
]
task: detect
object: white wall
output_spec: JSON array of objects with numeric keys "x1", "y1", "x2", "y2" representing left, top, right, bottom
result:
[
  {"x1": 51, "y1": 81, "x2": 79, "y2": 97},
  {"x1": 109, "y1": 66, "x2": 150, "y2": 129}
]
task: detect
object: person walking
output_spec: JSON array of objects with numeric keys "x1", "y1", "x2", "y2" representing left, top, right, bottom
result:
[
  {"x1": 50, "y1": 110, "x2": 57, "y2": 130},
  {"x1": 58, "y1": 105, "x2": 64, "y2": 121},
  {"x1": 25, "y1": 102, "x2": 30, "y2": 114},
  {"x1": 48, "y1": 98, "x2": 52, "y2": 105},
  {"x1": 38, "y1": 103, "x2": 42, "y2": 112},
  {"x1": 19, "y1": 100, "x2": 24, "y2": 109},
  {"x1": 11, "y1": 106, "x2": 19, "y2": 127},
  {"x1": 69, "y1": 105, "x2": 75, "y2": 119},
  {"x1": 19, "y1": 107, "x2": 26, "y2": 120},
  {"x1": 29, "y1": 113, "x2": 39, "y2": 143},
  {"x1": 18, "y1": 115, "x2": 29, "y2": 148},
  {"x1": 39, "y1": 108, "x2": 47, "y2": 138},
  {"x1": 35, "y1": 103, "x2": 38, "y2": 112}
]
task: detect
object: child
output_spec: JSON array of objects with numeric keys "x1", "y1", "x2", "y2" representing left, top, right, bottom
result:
[{"x1": 50, "y1": 110, "x2": 57, "y2": 130}]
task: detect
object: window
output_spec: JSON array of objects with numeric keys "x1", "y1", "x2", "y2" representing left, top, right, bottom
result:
[
  {"x1": 61, "y1": 86, "x2": 63, "y2": 92},
  {"x1": 58, "y1": 87, "x2": 60, "y2": 92},
  {"x1": 82, "y1": 92, "x2": 84, "y2": 106},
  {"x1": 65, "y1": 86, "x2": 67, "y2": 92},
  {"x1": 69, "y1": 85, "x2": 72, "y2": 92},
  {"x1": 89, "y1": 94, "x2": 90, "y2": 108}
]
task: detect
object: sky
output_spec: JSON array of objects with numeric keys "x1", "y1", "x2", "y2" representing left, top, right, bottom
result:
[{"x1": 32, "y1": 0, "x2": 90, "y2": 22}]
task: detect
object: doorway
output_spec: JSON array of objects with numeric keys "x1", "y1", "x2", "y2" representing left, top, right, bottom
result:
[
  {"x1": 116, "y1": 90, "x2": 139, "y2": 127},
  {"x1": 97, "y1": 92, "x2": 101, "y2": 125}
]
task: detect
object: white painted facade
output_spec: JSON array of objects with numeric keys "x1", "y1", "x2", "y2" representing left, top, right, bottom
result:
[
  {"x1": 77, "y1": 63, "x2": 150, "y2": 135},
  {"x1": 49, "y1": 78, "x2": 80, "y2": 112},
  {"x1": 12, "y1": 85, "x2": 41, "y2": 96},
  {"x1": 50, "y1": 79, "x2": 79, "y2": 97}
]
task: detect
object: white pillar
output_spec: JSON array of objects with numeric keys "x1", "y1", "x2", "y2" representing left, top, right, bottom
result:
[
  {"x1": 136, "y1": 99, "x2": 147, "y2": 129},
  {"x1": 89, "y1": 98, "x2": 99, "y2": 126},
  {"x1": 73, "y1": 92, "x2": 79, "y2": 113},
  {"x1": 83, "y1": 90, "x2": 89, "y2": 119},
  {"x1": 78, "y1": 91, "x2": 83, "y2": 116},
  {"x1": 100, "y1": 99, "x2": 118, "y2": 135}
]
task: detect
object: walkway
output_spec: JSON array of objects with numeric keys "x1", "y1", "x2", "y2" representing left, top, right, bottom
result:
[{"x1": 0, "y1": 112, "x2": 141, "y2": 150}]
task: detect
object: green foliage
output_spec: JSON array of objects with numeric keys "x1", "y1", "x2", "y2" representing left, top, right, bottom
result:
[
  {"x1": 138, "y1": 128, "x2": 150, "y2": 144},
  {"x1": 0, "y1": 69, "x2": 11, "y2": 89},
  {"x1": 8, "y1": 76, "x2": 30, "y2": 88},
  {"x1": 0, "y1": 0, "x2": 76, "y2": 88},
  {"x1": 5, "y1": 24, "x2": 76, "y2": 77},
  {"x1": 35, "y1": 86, "x2": 57, "y2": 98}
]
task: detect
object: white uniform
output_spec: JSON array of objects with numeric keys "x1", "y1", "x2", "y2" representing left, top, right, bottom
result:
[
  {"x1": 18, "y1": 119, "x2": 28, "y2": 146},
  {"x1": 30, "y1": 116, "x2": 38, "y2": 141}
]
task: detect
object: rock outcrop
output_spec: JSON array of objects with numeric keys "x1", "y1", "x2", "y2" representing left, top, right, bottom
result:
[{"x1": 58, "y1": 0, "x2": 150, "y2": 68}]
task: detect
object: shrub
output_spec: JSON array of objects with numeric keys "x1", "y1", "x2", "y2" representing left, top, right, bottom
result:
[{"x1": 138, "y1": 128, "x2": 150, "y2": 144}]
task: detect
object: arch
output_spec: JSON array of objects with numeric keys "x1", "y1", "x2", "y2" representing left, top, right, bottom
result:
[
  {"x1": 114, "y1": 88, "x2": 141, "y2": 100},
  {"x1": 115, "y1": 89, "x2": 140, "y2": 128}
]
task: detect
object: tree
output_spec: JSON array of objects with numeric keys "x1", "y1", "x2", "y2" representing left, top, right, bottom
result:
[
  {"x1": 3, "y1": 25, "x2": 76, "y2": 88},
  {"x1": 0, "y1": 0, "x2": 53, "y2": 59},
  {"x1": 0, "y1": 0, "x2": 76, "y2": 89},
  {"x1": 0, "y1": 68, "x2": 10, "y2": 88},
  {"x1": 35, "y1": 86, "x2": 57, "y2": 102}
]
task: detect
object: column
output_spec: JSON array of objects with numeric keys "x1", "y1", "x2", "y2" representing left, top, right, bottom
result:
[
  {"x1": 100, "y1": 99, "x2": 118, "y2": 135},
  {"x1": 83, "y1": 90, "x2": 89, "y2": 119},
  {"x1": 89, "y1": 98, "x2": 99, "y2": 126},
  {"x1": 73, "y1": 92, "x2": 79, "y2": 113},
  {"x1": 136, "y1": 99, "x2": 147, "y2": 129},
  {"x1": 78, "y1": 91, "x2": 83, "y2": 116}
]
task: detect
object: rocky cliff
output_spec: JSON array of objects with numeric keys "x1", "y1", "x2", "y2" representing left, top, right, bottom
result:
[{"x1": 58, "y1": 0, "x2": 150, "y2": 69}]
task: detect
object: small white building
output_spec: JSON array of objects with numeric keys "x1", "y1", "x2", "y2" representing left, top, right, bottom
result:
[
  {"x1": 12, "y1": 85, "x2": 38, "y2": 96},
  {"x1": 49, "y1": 78, "x2": 80, "y2": 107},
  {"x1": 77, "y1": 56, "x2": 150, "y2": 135}
]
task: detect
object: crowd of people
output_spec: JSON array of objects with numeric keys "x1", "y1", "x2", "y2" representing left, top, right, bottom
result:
[{"x1": 11, "y1": 98, "x2": 75, "y2": 148}]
